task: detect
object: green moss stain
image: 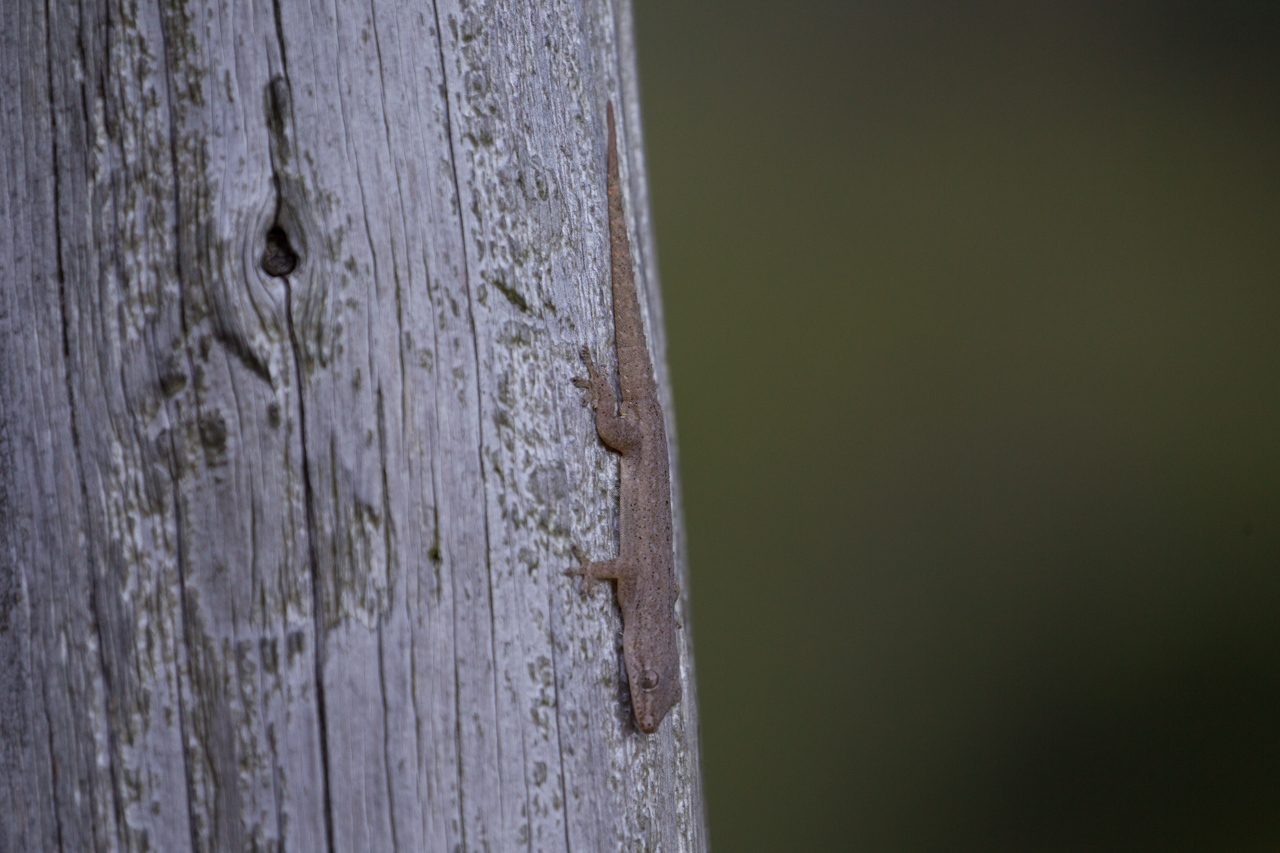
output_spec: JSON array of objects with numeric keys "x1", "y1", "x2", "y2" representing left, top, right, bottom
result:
[{"x1": 490, "y1": 275, "x2": 529, "y2": 313}]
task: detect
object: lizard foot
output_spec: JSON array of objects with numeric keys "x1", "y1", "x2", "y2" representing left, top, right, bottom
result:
[
  {"x1": 571, "y1": 346, "x2": 603, "y2": 407},
  {"x1": 565, "y1": 544, "x2": 596, "y2": 597}
]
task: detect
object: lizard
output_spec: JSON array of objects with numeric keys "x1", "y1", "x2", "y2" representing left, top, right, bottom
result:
[{"x1": 568, "y1": 101, "x2": 682, "y2": 734}]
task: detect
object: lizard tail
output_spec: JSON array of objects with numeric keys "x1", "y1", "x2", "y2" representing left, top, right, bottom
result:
[{"x1": 606, "y1": 102, "x2": 657, "y2": 403}]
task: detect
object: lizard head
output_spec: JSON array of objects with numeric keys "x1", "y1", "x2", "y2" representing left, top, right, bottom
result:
[{"x1": 627, "y1": 645, "x2": 682, "y2": 734}]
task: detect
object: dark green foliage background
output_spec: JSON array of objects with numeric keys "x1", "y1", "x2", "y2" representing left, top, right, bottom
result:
[{"x1": 633, "y1": 2, "x2": 1280, "y2": 849}]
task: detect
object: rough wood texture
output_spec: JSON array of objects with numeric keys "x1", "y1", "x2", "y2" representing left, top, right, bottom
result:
[{"x1": 0, "y1": 1, "x2": 705, "y2": 850}]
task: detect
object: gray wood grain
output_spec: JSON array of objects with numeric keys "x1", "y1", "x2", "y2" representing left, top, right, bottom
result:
[{"x1": 0, "y1": 1, "x2": 706, "y2": 850}]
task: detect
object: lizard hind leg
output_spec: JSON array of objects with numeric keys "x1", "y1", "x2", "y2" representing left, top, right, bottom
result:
[{"x1": 566, "y1": 545, "x2": 627, "y2": 597}]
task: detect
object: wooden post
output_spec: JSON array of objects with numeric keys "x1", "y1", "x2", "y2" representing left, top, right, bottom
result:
[{"x1": 0, "y1": 1, "x2": 705, "y2": 850}]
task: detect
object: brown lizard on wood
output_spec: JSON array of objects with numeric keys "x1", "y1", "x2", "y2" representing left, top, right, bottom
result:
[{"x1": 569, "y1": 102, "x2": 682, "y2": 734}]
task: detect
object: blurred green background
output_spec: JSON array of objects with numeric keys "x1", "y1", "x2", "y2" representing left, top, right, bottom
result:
[{"x1": 632, "y1": 2, "x2": 1280, "y2": 850}]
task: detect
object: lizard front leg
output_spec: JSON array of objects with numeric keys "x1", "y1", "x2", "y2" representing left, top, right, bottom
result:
[{"x1": 573, "y1": 346, "x2": 641, "y2": 453}]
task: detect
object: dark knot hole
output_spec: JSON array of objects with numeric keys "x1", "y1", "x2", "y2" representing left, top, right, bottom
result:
[{"x1": 261, "y1": 225, "x2": 298, "y2": 277}]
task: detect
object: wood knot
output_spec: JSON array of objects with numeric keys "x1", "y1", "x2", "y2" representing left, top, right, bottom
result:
[{"x1": 261, "y1": 225, "x2": 298, "y2": 277}]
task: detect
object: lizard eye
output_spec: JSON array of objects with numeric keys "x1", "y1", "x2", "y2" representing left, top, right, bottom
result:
[{"x1": 639, "y1": 669, "x2": 660, "y2": 691}]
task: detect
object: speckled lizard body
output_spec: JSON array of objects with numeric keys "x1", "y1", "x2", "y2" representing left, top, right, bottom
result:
[{"x1": 570, "y1": 102, "x2": 681, "y2": 734}]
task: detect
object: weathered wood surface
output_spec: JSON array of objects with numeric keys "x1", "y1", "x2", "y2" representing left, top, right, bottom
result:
[{"x1": 0, "y1": 1, "x2": 705, "y2": 850}]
